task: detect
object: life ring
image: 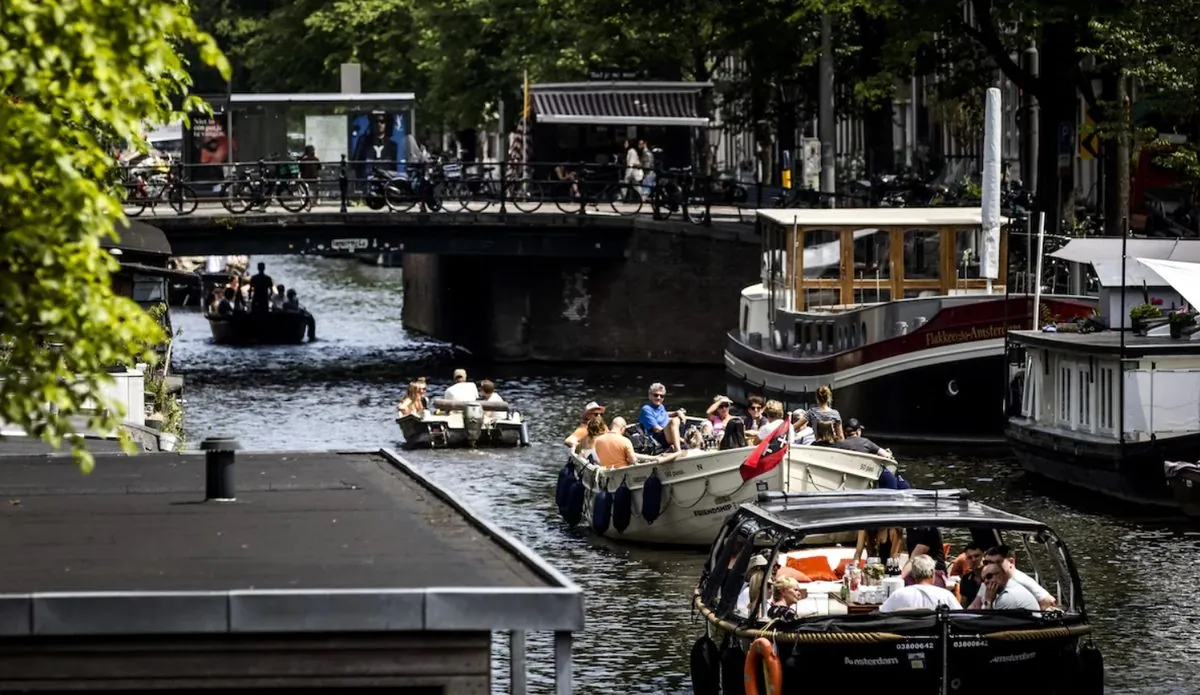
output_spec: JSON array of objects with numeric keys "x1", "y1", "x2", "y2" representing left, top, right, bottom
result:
[{"x1": 743, "y1": 637, "x2": 783, "y2": 695}]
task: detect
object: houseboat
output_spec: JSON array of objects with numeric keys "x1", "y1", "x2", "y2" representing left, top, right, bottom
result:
[
  {"x1": 690, "y1": 489, "x2": 1102, "y2": 695},
  {"x1": 725, "y1": 208, "x2": 1095, "y2": 446},
  {"x1": 1007, "y1": 240, "x2": 1200, "y2": 513}
]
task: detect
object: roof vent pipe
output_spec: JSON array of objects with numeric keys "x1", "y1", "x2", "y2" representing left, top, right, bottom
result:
[{"x1": 201, "y1": 436, "x2": 242, "y2": 502}]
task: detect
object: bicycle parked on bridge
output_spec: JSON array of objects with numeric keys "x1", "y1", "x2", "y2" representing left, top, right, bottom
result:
[
  {"x1": 552, "y1": 165, "x2": 642, "y2": 216},
  {"x1": 451, "y1": 162, "x2": 544, "y2": 213},
  {"x1": 120, "y1": 164, "x2": 198, "y2": 217},
  {"x1": 221, "y1": 157, "x2": 310, "y2": 214},
  {"x1": 380, "y1": 155, "x2": 446, "y2": 213},
  {"x1": 648, "y1": 165, "x2": 707, "y2": 225}
]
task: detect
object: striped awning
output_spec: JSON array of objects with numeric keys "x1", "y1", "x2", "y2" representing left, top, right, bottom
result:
[{"x1": 532, "y1": 81, "x2": 711, "y2": 127}]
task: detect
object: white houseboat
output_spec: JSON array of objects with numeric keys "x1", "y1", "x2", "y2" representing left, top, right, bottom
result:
[
  {"x1": 725, "y1": 208, "x2": 1096, "y2": 445},
  {"x1": 1007, "y1": 239, "x2": 1200, "y2": 514}
]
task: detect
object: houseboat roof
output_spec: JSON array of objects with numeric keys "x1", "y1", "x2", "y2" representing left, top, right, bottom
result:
[
  {"x1": 755, "y1": 207, "x2": 1006, "y2": 228},
  {"x1": 1009, "y1": 329, "x2": 1200, "y2": 356},
  {"x1": 1050, "y1": 237, "x2": 1200, "y2": 264},
  {"x1": 741, "y1": 488, "x2": 1049, "y2": 536},
  {"x1": 1138, "y1": 257, "x2": 1200, "y2": 309},
  {"x1": 0, "y1": 449, "x2": 583, "y2": 637}
]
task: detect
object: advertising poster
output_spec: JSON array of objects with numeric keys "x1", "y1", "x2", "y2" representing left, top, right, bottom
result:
[
  {"x1": 184, "y1": 112, "x2": 235, "y2": 191},
  {"x1": 348, "y1": 111, "x2": 407, "y2": 179}
]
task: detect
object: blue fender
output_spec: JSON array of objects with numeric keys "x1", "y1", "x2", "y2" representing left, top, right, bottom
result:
[
  {"x1": 642, "y1": 469, "x2": 664, "y2": 525},
  {"x1": 612, "y1": 478, "x2": 632, "y2": 533},
  {"x1": 564, "y1": 478, "x2": 585, "y2": 527},
  {"x1": 592, "y1": 482, "x2": 613, "y2": 535},
  {"x1": 556, "y1": 457, "x2": 576, "y2": 516}
]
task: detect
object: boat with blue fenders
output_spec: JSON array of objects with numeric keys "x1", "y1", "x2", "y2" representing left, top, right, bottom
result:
[
  {"x1": 689, "y1": 488, "x2": 1102, "y2": 695},
  {"x1": 557, "y1": 428, "x2": 893, "y2": 546}
]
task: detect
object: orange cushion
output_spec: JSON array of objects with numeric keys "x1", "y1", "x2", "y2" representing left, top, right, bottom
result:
[
  {"x1": 776, "y1": 566, "x2": 812, "y2": 583},
  {"x1": 833, "y1": 558, "x2": 867, "y2": 579},
  {"x1": 785, "y1": 555, "x2": 839, "y2": 582}
]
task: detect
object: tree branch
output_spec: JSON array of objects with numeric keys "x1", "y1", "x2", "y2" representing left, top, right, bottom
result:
[{"x1": 960, "y1": 0, "x2": 1038, "y2": 97}]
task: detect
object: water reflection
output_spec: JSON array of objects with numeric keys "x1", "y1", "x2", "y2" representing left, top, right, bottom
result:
[{"x1": 171, "y1": 255, "x2": 1198, "y2": 694}]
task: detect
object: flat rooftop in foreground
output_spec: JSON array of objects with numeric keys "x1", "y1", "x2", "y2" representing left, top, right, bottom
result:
[{"x1": 0, "y1": 449, "x2": 582, "y2": 636}]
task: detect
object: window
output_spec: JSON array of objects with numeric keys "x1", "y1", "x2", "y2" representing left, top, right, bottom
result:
[
  {"x1": 1077, "y1": 366, "x2": 1090, "y2": 428},
  {"x1": 1098, "y1": 366, "x2": 1115, "y2": 430},
  {"x1": 1059, "y1": 364, "x2": 1072, "y2": 424},
  {"x1": 903, "y1": 230, "x2": 941, "y2": 279},
  {"x1": 741, "y1": 304, "x2": 749, "y2": 334},
  {"x1": 853, "y1": 230, "x2": 891, "y2": 279},
  {"x1": 802, "y1": 230, "x2": 842, "y2": 280},
  {"x1": 853, "y1": 288, "x2": 892, "y2": 305},
  {"x1": 802, "y1": 288, "x2": 840, "y2": 311},
  {"x1": 954, "y1": 229, "x2": 983, "y2": 279}
]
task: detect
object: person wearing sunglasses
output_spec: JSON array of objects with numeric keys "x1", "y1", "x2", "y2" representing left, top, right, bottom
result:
[
  {"x1": 977, "y1": 561, "x2": 1039, "y2": 611},
  {"x1": 967, "y1": 545, "x2": 1057, "y2": 610}
]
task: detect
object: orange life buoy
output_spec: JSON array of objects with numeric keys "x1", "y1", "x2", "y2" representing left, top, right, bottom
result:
[{"x1": 743, "y1": 637, "x2": 783, "y2": 695}]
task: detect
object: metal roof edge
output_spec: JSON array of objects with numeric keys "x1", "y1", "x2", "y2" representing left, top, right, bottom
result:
[{"x1": 377, "y1": 448, "x2": 583, "y2": 595}]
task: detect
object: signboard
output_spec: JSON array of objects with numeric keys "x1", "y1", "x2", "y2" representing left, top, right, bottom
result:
[
  {"x1": 183, "y1": 112, "x2": 234, "y2": 194},
  {"x1": 1057, "y1": 122, "x2": 1073, "y2": 168},
  {"x1": 348, "y1": 111, "x2": 408, "y2": 179},
  {"x1": 1079, "y1": 110, "x2": 1099, "y2": 161}
]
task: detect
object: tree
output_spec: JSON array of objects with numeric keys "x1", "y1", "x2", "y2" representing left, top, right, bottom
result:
[{"x1": 0, "y1": 0, "x2": 229, "y2": 472}]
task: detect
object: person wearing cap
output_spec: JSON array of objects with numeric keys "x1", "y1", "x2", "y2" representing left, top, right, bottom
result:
[
  {"x1": 832, "y1": 418, "x2": 885, "y2": 456},
  {"x1": 563, "y1": 401, "x2": 606, "y2": 449},
  {"x1": 443, "y1": 368, "x2": 479, "y2": 402}
]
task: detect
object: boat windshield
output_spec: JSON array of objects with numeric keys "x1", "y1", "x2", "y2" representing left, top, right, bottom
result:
[{"x1": 701, "y1": 516, "x2": 1081, "y2": 628}]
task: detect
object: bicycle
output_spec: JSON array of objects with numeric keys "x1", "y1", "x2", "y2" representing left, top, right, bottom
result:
[
  {"x1": 221, "y1": 158, "x2": 310, "y2": 214},
  {"x1": 649, "y1": 166, "x2": 707, "y2": 225},
  {"x1": 456, "y1": 163, "x2": 544, "y2": 213},
  {"x1": 552, "y1": 165, "x2": 642, "y2": 216},
  {"x1": 120, "y1": 164, "x2": 197, "y2": 217}
]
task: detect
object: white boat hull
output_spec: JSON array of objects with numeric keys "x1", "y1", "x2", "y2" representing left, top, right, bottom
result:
[{"x1": 574, "y1": 445, "x2": 891, "y2": 547}]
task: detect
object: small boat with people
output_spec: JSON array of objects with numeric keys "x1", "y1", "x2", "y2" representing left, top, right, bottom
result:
[
  {"x1": 203, "y1": 262, "x2": 317, "y2": 346},
  {"x1": 689, "y1": 488, "x2": 1102, "y2": 695},
  {"x1": 556, "y1": 385, "x2": 898, "y2": 546},
  {"x1": 394, "y1": 371, "x2": 530, "y2": 449}
]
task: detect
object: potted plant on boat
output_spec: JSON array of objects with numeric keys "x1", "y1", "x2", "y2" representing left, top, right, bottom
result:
[
  {"x1": 1169, "y1": 310, "x2": 1196, "y2": 339},
  {"x1": 1130, "y1": 303, "x2": 1163, "y2": 334}
]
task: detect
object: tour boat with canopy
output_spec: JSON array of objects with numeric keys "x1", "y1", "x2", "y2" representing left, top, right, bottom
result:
[
  {"x1": 555, "y1": 419, "x2": 894, "y2": 546},
  {"x1": 725, "y1": 207, "x2": 1096, "y2": 446},
  {"x1": 689, "y1": 488, "x2": 1102, "y2": 695}
]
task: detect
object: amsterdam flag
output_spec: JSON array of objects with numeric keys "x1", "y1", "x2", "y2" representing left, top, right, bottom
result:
[{"x1": 739, "y1": 421, "x2": 790, "y2": 481}]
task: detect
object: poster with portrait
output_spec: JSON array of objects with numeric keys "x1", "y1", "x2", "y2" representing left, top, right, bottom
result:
[
  {"x1": 184, "y1": 112, "x2": 235, "y2": 192},
  {"x1": 348, "y1": 111, "x2": 407, "y2": 179}
]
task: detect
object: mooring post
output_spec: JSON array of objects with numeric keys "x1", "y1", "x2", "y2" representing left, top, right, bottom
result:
[
  {"x1": 200, "y1": 436, "x2": 242, "y2": 502},
  {"x1": 510, "y1": 630, "x2": 527, "y2": 695},
  {"x1": 339, "y1": 154, "x2": 349, "y2": 214},
  {"x1": 553, "y1": 631, "x2": 572, "y2": 695}
]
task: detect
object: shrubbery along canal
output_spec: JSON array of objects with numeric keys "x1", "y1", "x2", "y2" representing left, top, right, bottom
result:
[{"x1": 172, "y1": 255, "x2": 1200, "y2": 694}]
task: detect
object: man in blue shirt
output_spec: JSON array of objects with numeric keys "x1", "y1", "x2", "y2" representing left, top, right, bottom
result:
[{"x1": 639, "y1": 382, "x2": 684, "y2": 452}]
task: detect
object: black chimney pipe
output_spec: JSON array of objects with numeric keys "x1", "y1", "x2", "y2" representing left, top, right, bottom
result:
[{"x1": 200, "y1": 436, "x2": 242, "y2": 501}]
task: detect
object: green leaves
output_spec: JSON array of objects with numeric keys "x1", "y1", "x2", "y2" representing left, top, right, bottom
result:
[{"x1": 0, "y1": 0, "x2": 226, "y2": 472}]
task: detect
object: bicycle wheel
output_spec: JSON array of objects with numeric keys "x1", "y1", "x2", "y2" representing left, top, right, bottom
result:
[
  {"x1": 609, "y1": 183, "x2": 643, "y2": 216},
  {"x1": 277, "y1": 180, "x2": 310, "y2": 212},
  {"x1": 221, "y1": 181, "x2": 252, "y2": 215},
  {"x1": 458, "y1": 179, "x2": 493, "y2": 213},
  {"x1": 168, "y1": 184, "x2": 198, "y2": 215},
  {"x1": 554, "y1": 183, "x2": 582, "y2": 214},
  {"x1": 383, "y1": 181, "x2": 416, "y2": 212},
  {"x1": 648, "y1": 184, "x2": 673, "y2": 221},
  {"x1": 508, "y1": 180, "x2": 544, "y2": 213}
]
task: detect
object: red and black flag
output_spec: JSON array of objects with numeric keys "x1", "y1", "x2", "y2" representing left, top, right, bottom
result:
[{"x1": 739, "y1": 421, "x2": 790, "y2": 481}]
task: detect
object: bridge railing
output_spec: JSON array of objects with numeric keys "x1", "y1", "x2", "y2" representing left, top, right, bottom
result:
[{"x1": 116, "y1": 157, "x2": 877, "y2": 222}]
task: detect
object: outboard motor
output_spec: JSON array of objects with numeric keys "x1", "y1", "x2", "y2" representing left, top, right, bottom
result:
[{"x1": 462, "y1": 402, "x2": 484, "y2": 446}]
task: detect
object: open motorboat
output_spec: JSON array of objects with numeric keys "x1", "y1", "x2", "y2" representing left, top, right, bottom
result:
[
  {"x1": 397, "y1": 398, "x2": 531, "y2": 449},
  {"x1": 689, "y1": 488, "x2": 1102, "y2": 695},
  {"x1": 555, "y1": 423, "x2": 893, "y2": 546},
  {"x1": 206, "y1": 309, "x2": 316, "y2": 346}
]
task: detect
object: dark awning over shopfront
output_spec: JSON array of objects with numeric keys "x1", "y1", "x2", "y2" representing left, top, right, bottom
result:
[{"x1": 531, "y1": 81, "x2": 712, "y2": 127}]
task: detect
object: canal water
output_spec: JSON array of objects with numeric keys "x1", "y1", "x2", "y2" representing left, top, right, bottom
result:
[{"x1": 172, "y1": 255, "x2": 1198, "y2": 695}]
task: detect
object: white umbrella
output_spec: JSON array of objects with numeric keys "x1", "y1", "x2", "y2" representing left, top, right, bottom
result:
[{"x1": 1136, "y1": 257, "x2": 1200, "y2": 309}]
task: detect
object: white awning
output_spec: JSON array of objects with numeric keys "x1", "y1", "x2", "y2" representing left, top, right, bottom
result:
[
  {"x1": 227, "y1": 92, "x2": 416, "y2": 105},
  {"x1": 532, "y1": 82, "x2": 710, "y2": 127},
  {"x1": 756, "y1": 207, "x2": 1003, "y2": 228},
  {"x1": 1050, "y1": 238, "x2": 1200, "y2": 264},
  {"x1": 1136, "y1": 258, "x2": 1200, "y2": 308},
  {"x1": 1091, "y1": 259, "x2": 1169, "y2": 288}
]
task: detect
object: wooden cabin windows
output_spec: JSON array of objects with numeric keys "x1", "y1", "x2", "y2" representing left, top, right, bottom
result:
[
  {"x1": 903, "y1": 231, "x2": 941, "y2": 279},
  {"x1": 853, "y1": 230, "x2": 891, "y2": 279}
]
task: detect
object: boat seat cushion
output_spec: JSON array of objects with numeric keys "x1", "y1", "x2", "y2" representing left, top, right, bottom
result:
[
  {"x1": 776, "y1": 566, "x2": 812, "y2": 584},
  {"x1": 786, "y1": 555, "x2": 839, "y2": 582},
  {"x1": 833, "y1": 557, "x2": 867, "y2": 579}
]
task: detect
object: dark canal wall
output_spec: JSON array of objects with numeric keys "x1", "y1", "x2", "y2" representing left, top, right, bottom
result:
[{"x1": 402, "y1": 223, "x2": 761, "y2": 364}]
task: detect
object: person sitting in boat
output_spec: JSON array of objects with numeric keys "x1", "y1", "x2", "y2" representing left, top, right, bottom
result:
[
  {"x1": 735, "y1": 553, "x2": 770, "y2": 619},
  {"x1": 248, "y1": 262, "x2": 274, "y2": 314},
  {"x1": 443, "y1": 368, "x2": 479, "y2": 402},
  {"x1": 282, "y1": 289, "x2": 302, "y2": 311},
  {"x1": 948, "y1": 542, "x2": 985, "y2": 607},
  {"x1": 479, "y1": 379, "x2": 503, "y2": 403},
  {"x1": 879, "y1": 554, "x2": 961, "y2": 613},
  {"x1": 973, "y1": 553, "x2": 1040, "y2": 611},
  {"x1": 413, "y1": 377, "x2": 431, "y2": 409},
  {"x1": 270, "y1": 284, "x2": 286, "y2": 311},
  {"x1": 564, "y1": 401, "x2": 606, "y2": 449},
  {"x1": 639, "y1": 383, "x2": 685, "y2": 453},
  {"x1": 743, "y1": 395, "x2": 767, "y2": 437},
  {"x1": 397, "y1": 382, "x2": 426, "y2": 418},
  {"x1": 833, "y1": 418, "x2": 889, "y2": 457},
  {"x1": 758, "y1": 400, "x2": 787, "y2": 440},
  {"x1": 705, "y1": 396, "x2": 734, "y2": 438},
  {"x1": 966, "y1": 545, "x2": 1056, "y2": 610},
  {"x1": 576, "y1": 415, "x2": 608, "y2": 461},
  {"x1": 902, "y1": 526, "x2": 948, "y2": 587},
  {"x1": 810, "y1": 420, "x2": 837, "y2": 447},
  {"x1": 806, "y1": 385, "x2": 844, "y2": 440},
  {"x1": 593, "y1": 416, "x2": 638, "y2": 469},
  {"x1": 229, "y1": 276, "x2": 248, "y2": 312},
  {"x1": 216, "y1": 287, "x2": 236, "y2": 316},
  {"x1": 766, "y1": 575, "x2": 807, "y2": 621},
  {"x1": 790, "y1": 409, "x2": 815, "y2": 445}
]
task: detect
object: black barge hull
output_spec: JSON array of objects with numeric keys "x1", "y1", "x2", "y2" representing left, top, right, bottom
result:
[{"x1": 207, "y1": 311, "x2": 314, "y2": 346}]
